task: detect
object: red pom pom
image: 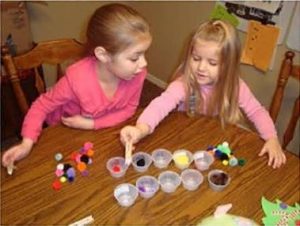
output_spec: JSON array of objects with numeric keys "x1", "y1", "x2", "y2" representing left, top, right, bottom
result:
[{"x1": 52, "y1": 179, "x2": 62, "y2": 191}]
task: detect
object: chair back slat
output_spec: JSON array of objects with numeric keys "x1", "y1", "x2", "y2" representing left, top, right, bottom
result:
[
  {"x1": 34, "y1": 67, "x2": 45, "y2": 94},
  {"x1": 13, "y1": 39, "x2": 83, "y2": 69},
  {"x1": 1, "y1": 38, "x2": 84, "y2": 115}
]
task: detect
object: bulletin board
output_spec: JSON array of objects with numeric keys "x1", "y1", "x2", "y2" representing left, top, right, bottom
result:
[
  {"x1": 213, "y1": 0, "x2": 296, "y2": 45},
  {"x1": 210, "y1": 0, "x2": 298, "y2": 72}
]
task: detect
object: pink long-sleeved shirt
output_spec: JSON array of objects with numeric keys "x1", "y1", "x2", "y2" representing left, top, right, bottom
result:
[
  {"x1": 22, "y1": 57, "x2": 147, "y2": 142},
  {"x1": 137, "y1": 78, "x2": 277, "y2": 141}
]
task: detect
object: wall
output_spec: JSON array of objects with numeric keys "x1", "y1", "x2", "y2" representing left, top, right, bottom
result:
[{"x1": 27, "y1": 1, "x2": 299, "y2": 154}]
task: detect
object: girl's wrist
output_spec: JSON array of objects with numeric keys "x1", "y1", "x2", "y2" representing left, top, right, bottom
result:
[
  {"x1": 22, "y1": 138, "x2": 34, "y2": 148},
  {"x1": 266, "y1": 136, "x2": 279, "y2": 142},
  {"x1": 136, "y1": 123, "x2": 150, "y2": 138}
]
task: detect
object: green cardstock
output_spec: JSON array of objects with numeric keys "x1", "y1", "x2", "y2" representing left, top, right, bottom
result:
[
  {"x1": 261, "y1": 196, "x2": 300, "y2": 226},
  {"x1": 210, "y1": 4, "x2": 239, "y2": 27}
]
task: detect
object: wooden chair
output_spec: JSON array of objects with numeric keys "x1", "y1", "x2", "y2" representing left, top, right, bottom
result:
[
  {"x1": 1, "y1": 38, "x2": 84, "y2": 115},
  {"x1": 269, "y1": 51, "x2": 300, "y2": 149}
]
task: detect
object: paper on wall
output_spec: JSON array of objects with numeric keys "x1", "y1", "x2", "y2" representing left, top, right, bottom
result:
[{"x1": 241, "y1": 20, "x2": 280, "y2": 72}]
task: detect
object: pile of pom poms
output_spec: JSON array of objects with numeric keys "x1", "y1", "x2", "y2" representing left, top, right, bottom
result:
[
  {"x1": 52, "y1": 142, "x2": 95, "y2": 191},
  {"x1": 206, "y1": 141, "x2": 245, "y2": 167},
  {"x1": 70, "y1": 141, "x2": 94, "y2": 176},
  {"x1": 52, "y1": 162, "x2": 76, "y2": 191}
]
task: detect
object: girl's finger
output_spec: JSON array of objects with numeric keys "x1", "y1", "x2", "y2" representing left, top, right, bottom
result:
[
  {"x1": 283, "y1": 154, "x2": 287, "y2": 164},
  {"x1": 279, "y1": 153, "x2": 286, "y2": 167},
  {"x1": 268, "y1": 152, "x2": 275, "y2": 167},
  {"x1": 273, "y1": 154, "x2": 279, "y2": 169},
  {"x1": 258, "y1": 147, "x2": 267, "y2": 157}
]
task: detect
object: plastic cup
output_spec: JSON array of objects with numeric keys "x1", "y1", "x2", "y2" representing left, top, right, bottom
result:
[
  {"x1": 158, "y1": 171, "x2": 181, "y2": 193},
  {"x1": 106, "y1": 157, "x2": 128, "y2": 178},
  {"x1": 208, "y1": 169, "x2": 231, "y2": 192},
  {"x1": 181, "y1": 169, "x2": 204, "y2": 191},
  {"x1": 114, "y1": 183, "x2": 138, "y2": 207},
  {"x1": 132, "y1": 152, "x2": 152, "y2": 173},
  {"x1": 193, "y1": 151, "x2": 214, "y2": 171},
  {"x1": 136, "y1": 175, "x2": 160, "y2": 198},
  {"x1": 173, "y1": 149, "x2": 193, "y2": 170},
  {"x1": 152, "y1": 148, "x2": 173, "y2": 169}
]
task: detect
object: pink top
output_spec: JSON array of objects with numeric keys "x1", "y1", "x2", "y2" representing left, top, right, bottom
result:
[
  {"x1": 137, "y1": 78, "x2": 277, "y2": 141},
  {"x1": 22, "y1": 57, "x2": 147, "y2": 142}
]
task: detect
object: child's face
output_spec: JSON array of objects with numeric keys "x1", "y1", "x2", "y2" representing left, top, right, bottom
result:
[
  {"x1": 189, "y1": 39, "x2": 220, "y2": 86},
  {"x1": 108, "y1": 34, "x2": 152, "y2": 80}
]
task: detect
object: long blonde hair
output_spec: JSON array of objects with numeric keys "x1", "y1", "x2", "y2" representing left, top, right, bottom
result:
[{"x1": 173, "y1": 20, "x2": 242, "y2": 126}]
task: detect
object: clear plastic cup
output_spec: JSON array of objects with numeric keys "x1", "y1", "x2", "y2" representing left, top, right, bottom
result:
[
  {"x1": 152, "y1": 148, "x2": 173, "y2": 169},
  {"x1": 181, "y1": 169, "x2": 204, "y2": 191},
  {"x1": 158, "y1": 171, "x2": 181, "y2": 193},
  {"x1": 193, "y1": 151, "x2": 214, "y2": 171},
  {"x1": 106, "y1": 157, "x2": 128, "y2": 178},
  {"x1": 173, "y1": 149, "x2": 193, "y2": 170},
  {"x1": 208, "y1": 169, "x2": 231, "y2": 192},
  {"x1": 136, "y1": 175, "x2": 160, "y2": 198},
  {"x1": 114, "y1": 183, "x2": 138, "y2": 207},
  {"x1": 132, "y1": 152, "x2": 152, "y2": 173}
]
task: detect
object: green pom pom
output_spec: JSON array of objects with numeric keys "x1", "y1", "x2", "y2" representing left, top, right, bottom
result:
[{"x1": 238, "y1": 158, "x2": 246, "y2": 166}]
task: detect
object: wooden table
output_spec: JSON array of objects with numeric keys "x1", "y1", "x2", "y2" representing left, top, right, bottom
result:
[{"x1": 1, "y1": 111, "x2": 299, "y2": 225}]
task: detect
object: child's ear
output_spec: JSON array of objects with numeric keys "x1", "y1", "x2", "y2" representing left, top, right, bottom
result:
[{"x1": 94, "y1": 47, "x2": 111, "y2": 63}]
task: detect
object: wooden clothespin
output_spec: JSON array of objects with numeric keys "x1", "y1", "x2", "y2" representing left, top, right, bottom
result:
[
  {"x1": 7, "y1": 162, "x2": 16, "y2": 175},
  {"x1": 68, "y1": 215, "x2": 94, "y2": 226},
  {"x1": 125, "y1": 141, "x2": 133, "y2": 165}
]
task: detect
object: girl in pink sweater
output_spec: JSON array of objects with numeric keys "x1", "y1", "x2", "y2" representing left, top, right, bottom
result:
[
  {"x1": 2, "y1": 4, "x2": 152, "y2": 168},
  {"x1": 120, "y1": 20, "x2": 286, "y2": 169}
]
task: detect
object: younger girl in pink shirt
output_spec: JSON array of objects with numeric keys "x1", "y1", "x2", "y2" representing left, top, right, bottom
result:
[
  {"x1": 2, "y1": 3, "x2": 152, "y2": 168},
  {"x1": 120, "y1": 19, "x2": 286, "y2": 169}
]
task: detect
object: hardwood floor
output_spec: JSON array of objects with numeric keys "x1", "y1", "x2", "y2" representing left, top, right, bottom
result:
[{"x1": 1, "y1": 79, "x2": 164, "y2": 151}]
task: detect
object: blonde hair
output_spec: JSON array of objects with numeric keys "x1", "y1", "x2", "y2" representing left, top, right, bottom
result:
[
  {"x1": 173, "y1": 20, "x2": 242, "y2": 126},
  {"x1": 86, "y1": 3, "x2": 151, "y2": 55}
]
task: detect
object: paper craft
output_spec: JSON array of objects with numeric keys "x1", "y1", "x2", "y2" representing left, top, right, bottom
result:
[
  {"x1": 241, "y1": 20, "x2": 279, "y2": 72},
  {"x1": 125, "y1": 141, "x2": 133, "y2": 165},
  {"x1": 197, "y1": 203, "x2": 259, "y2": 226},
  {"x1": 210, "y1": 4, "x2": 239, "y2": 27},
  {"x1": 261, "y1": 197, "x2": 300, "y2": 226}
]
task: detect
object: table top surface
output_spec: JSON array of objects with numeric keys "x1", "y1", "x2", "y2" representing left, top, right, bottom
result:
[{"x1": 1, "y1": 111, "x2": 299, "y2": 225}]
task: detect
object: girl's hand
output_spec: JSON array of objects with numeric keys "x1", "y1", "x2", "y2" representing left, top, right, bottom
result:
[
  {"x1": 120, "y1": 126, "x2": 143, "y2": 146},
  {"x1": 2, "y1": 138, "x2": 33, "y2": 167},
  {"x1": 258, "y1": 137, "x2": 286, "y2": 169},
  {"x1": 120, "y1": 123, "x2": 150, "y2": 146},
  {"x1": 61, "y1": 115, "x2": 94, "y2": 130}
]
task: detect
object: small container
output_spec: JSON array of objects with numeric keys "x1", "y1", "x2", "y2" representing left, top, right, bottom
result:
[
  {"x1": 158, "y1": 171, "x2": 181, "y2": 193},
  {"x1": 106, "y1": 157, "x2": 128, "y2": 178},
  {"x1": 114, "y1": 183, "x2": 138, "y2": 207},
  {"x1": 208, "y1": 169, "x2": 231, "y2": 192},
  {"x1": 173, "y1": 149, "x2": 193, "y2": 170},
  {"x1": 181, "y1": 169, "x2": 204, "y2": 191},
  {"x1": 136, "y1": 175, "x2": 160, "y2": 198},
  {"x1": 152, "y1": 148, "x2": 173, "y2": 169},
  {"x1": 193, "y1": 151, "x2": 214, "y2": 171},
  {"x1": 132, "y1": 152, "x2": 152, "y2": 173}
]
